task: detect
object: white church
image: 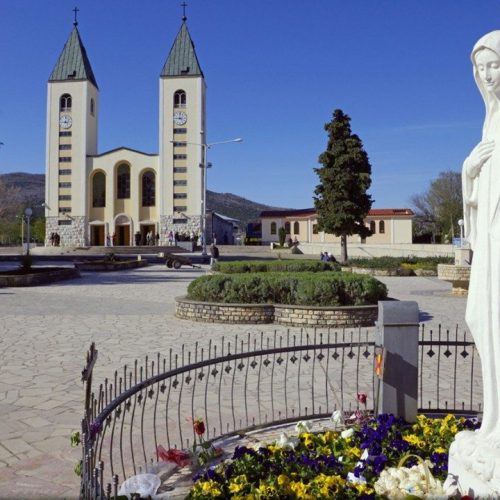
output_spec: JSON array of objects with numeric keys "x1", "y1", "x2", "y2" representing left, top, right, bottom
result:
[{"x1": 44, "y1": 14, "x2": 206, "y2": 246}]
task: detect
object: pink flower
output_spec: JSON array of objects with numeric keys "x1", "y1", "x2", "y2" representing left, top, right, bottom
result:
[{"x1": 357, "y1": 393, "x2": 367, "y2": 405}]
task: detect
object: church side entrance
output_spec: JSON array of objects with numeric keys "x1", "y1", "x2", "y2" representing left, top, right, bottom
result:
[
  {"x1": 140, "y1": 224, "x2": 156, "y2": 246},
  {"x1": 90, "y1": 225, "x2": 105, "y2": 246},
  {"x1": 115, "y1": 225, "x2": 130, "y2": 246}
]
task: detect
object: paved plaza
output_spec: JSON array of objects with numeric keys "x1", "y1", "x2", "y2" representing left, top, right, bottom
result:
[{"x1": 0, "y1": 262, "x2": 470, "y2": 498}]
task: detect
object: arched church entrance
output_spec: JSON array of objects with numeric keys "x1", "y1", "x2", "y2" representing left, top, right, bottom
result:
[
  {"x1": 140, "y1": 222, "x2": 156, "y2": 246},
  {"x1": 114, "y1": 214, "x2": 132, "y2": 246}
]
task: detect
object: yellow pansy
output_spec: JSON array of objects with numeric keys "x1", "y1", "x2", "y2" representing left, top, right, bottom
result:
[
  {"x1": 434, "y1": 446, "x2": 447, "y2": 453},
  {"x1": 320, "y1": 431, "x2": 339, "y2": 444},
  {"x1": 228, "y1": 474, "x2": 247, "y2": 494},
  {"x1": 199, "y1": 479, "x2": 222, "y2": 496},
  {"x1": 347, "y1": 446, "x2": 362, "y2": 458},
  {"x1": 301, "y1": 432, "x2": 315, "y2": 447},
  {"x1": 403, "y1": 434, "x2": 425, "y2": 448},
  {"x1": 277, "y1": 474, "x2": 290, "y2": 488}
]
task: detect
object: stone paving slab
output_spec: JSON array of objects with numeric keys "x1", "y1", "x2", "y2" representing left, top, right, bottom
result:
[{"x1": 0, "y1": 263, "x2": 475, "y2": 497}]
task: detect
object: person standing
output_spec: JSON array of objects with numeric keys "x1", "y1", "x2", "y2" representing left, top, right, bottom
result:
[{"x1": 210, "y1": 244, "x2": 219, "y2": 267}]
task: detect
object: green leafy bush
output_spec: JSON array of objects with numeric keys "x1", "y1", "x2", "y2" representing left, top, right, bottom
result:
[
  {"x1": 212, "y1": 260, "x2": 340, "y2": 274},
  {"x1": 347, "y1": 256, "x2": 453, "y2": 271},
  {"x1": 187, "y1": 272, "x2": 387, "y2": 306}
]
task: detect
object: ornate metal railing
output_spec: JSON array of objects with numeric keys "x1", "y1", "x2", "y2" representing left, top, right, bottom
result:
[{"x1": 80, "y1": 324, "x2": 480, "y2": 499}]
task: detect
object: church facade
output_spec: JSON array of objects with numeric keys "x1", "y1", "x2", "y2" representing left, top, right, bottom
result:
[{"x1": 45, "y1": 17, "x2": 206, "y2": 246}]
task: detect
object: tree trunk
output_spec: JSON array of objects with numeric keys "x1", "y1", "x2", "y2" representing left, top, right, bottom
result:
[{"x1": 340, "y1": 234, "x2": 348, "y2": 263}]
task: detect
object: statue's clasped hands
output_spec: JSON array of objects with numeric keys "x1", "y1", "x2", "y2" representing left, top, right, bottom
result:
[{"x1": 467, "y1": 140, "x2": 496, "y2": 177}]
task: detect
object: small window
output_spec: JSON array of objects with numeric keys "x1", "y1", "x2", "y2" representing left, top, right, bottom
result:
[
  {"x1": 59, "y1": 169, "x2": 72, "y2": 175},
  {"x1": 60, "y1": 93, "x2": 72, "y2": 111},
  {"x1": 173, "y1": 218, "x2": 188, "y2": 224},
  {"x1": 117, "y1": 164, "x2": 130, "y2": 199},
  {"x1": 59, "y1": 207, "x2": 71, "y2": 213},
  {"x1": 59, "y1": 144, "x2": 72, "y2": 150},
  {"x1": 59, "y1": 195, "x2": 72, "y2": 200},
  {"x1": 174, "y1": 193, "x2": 187, "y2": 199},
  {"x1": 59, "y1": 131, "x2": 72, "y2": 137},
  {"x1": 379, "y1": 221, "x2": 385, "y2": 234},
  {"x1": 173, "y1": 154, "x2": 187, "y2": 160},
  {"x1": 174, "y1": 90, "x2": 186, "y2": 107},
  {"x1": 174, "y1": 180, "x2": 187, "y2": 186},
  {"x1": 59, "y1": 157, "x2": 72, "y2": 162},
  {"x1": 59, "y1": 182, "x2": 71, "y2": 188},
  {"x1": 285, "y1": 222, "x2": 291, "y2": 235},
  {"x1": 173, "y1": 141, "x2": 187, "y2": 147},
  {"x1": 293, "y1": 222, "x2": 300, "y2": 235},
  {"x1": 370, "y1": 221, "x2": 376, "y2": 234},
  {"x1": 90, "y1": 98, "x2": 95, "y2": 116},
  {"x1": 173, "y1": 167, "x2": 187, "y2": 173},
  {"x1": 92, "y1": 172, "x2": 106, "y2": 207},
  {"x1": 174, "y1": 205, "x2": 187, "y2": 212},
  {"x1": 142, "y1": 171, "x2": 155, "y2": 207},
  {"x1": 313, "y1": 224, "x2": 318, "y2": 234},
  {"x1": 58, "y1": 219, "x2": 72, "y2": 226},
  {"x1": 270, "y1": 222, "x2": 277, "y2": 235},
  {"x1": 173, "y1": 128, "x2": 187, "y2": 134}
]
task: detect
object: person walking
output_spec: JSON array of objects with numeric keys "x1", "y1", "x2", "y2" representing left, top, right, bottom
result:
[{"x1": 210, "y1": 244, "x2": 219, "y2": 267}]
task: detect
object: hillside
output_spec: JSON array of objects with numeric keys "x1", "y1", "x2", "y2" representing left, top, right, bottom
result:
[{"x1": 0, "y1": 172, "x2": 286, "y2": 227}]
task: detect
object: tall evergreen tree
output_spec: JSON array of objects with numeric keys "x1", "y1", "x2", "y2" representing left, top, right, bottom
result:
[{"x1": 314, "y1": 109, "x2": 373, "y2": 262}]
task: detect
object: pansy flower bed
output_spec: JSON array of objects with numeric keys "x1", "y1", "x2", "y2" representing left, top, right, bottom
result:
[{"x1": 187, "y1": 413, "x2": 478, "y2": 499}]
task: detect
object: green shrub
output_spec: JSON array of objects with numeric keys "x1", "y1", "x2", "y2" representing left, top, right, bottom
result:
[
  {"x1": 347, "y1": 256, "x2": 453, "y2": 271},
  {"x1": 278, "y1": 227, "x2": 286, "y2": 247},
  {"x1": 212, "y1": 259, "x2": 340, "y2": 274},
  {"x1": 187, "y1": 272, "x2": 387, "y2": 306}
]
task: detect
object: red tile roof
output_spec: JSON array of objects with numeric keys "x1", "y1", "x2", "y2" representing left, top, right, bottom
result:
[{"x1": 260, "y1": 208, "x2": 413, "y2": 218}]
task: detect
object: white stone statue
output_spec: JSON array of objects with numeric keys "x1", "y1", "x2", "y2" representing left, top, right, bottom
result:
[{"x1": 448, "y1": 30, "x2": 500, "y2": 496}]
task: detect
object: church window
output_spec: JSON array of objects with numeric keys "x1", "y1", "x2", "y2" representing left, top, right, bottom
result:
[
  {"x1": 92, "y1": 172, "x2": 106, "y2": 207},
  {"x1": 59, "y1": 195, "x2": 72, "y2": 200},
  {"x1": 370, "y1": 221, "x2": 376, "y2": 234},
  {"x1": 313, "y1": 224, "x2": 318, "y2": 234},
  {"x1": 58, "y1": 219, "x2": 72, "y2": 226},
  {"x1": 270, "y1": 222, "x2": 277, "y2": 235},
  {"x1": 59, "y1": 207, "x2": 72, "y2": 213},
  {"x1": 59, "y1": 144, "x2": 72, "y2": 150},
  {"x1": 285, "y1": 222, "x2": 291, "y2": 235},
  {"x1": 174, "y1": 180, "x2": 187, "y2": 186},
  {"x1": 59, "y1": 169, "x2": 72, "y2": 175},
  {"x1": 173, "y1": 141, "x2": 187, "y2": 147},
  {"x1": 293, "y1": 222, "x2": 300, "y2": 235},
  {"x1": 59, "y1": 131, "x2": 72, "y2": 137},
  {"x1": 174, "y1": 90, "x2": 186, "y2": 107},
  {"x1": 174, "y1": 154, "x2": 187, "y2": 160},
  {"x1": 59, "y1": 156, "x2": 72, "y2": 162},
  {"x1": 90, "y1": 98, "x2": 95, "y2": 116},
  {"x1": 174, "y1": 205, "x2": 187, "y2": 212},
  {"x1": 174, "y1": 193, "x2": 187, "y2": 199},
  {"x1": 174, "y1": 128, "x2": 187, "y2": 134},
  {"x1": 142, "y1": 171, "x2": 155, "y2": 207},
  {"x1": 59, "y1": 182, "x2": 71, "y2": 188},
  {"x1": 379, "y1": 221, "x2": 385, "y2": 234},
  {"x1": 174, "y1": 167, "x2": 187, "y2": 173},
  {"x1": 173, "y1": 218, "x2": 187, "y2": 224},
  {"x1": 60, "y1": 94, "x2": 72, "y2": 111},
  {"x1": 117, "y1": 164, "x2": 130, "y2": 199}
]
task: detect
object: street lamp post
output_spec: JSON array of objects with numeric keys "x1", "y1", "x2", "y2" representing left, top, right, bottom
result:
[
  {"x1": 24, "y1": 207, "x2": 32, "y2": 256},
  {"x1": 171, "y1": 137, "x2": 242, "y2": 256}
]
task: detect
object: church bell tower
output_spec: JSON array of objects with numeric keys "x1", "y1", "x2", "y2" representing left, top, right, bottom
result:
[
  {"x1": 45, "y1": 12, "x2": 98, "y2": 246},
  {"x1": 158, "y1": 12, "x2": 206, "y2": 239}
]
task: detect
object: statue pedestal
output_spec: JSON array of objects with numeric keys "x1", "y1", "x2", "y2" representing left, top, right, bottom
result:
[{"x1": 448, "y1": 431, "x2": 500, "y2": 497}]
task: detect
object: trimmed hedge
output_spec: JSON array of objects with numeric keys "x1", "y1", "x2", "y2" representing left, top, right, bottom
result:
[
  {"x1": 187, "y1": 272, "x2": 387, "y2": 307},
  {"x1": 212, "y1": 259, "x2": 340, "y2": 274},
  {"x1": 347, "y1": 256, "x2": 453, "y2": 271}
]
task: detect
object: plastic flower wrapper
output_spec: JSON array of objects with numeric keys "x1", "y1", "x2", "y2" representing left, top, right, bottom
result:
[
  {"x1": 275, "y1": 432, "x2": 299, "y2": 449},
  {"x1": 295, "y1": 420, "x2": 313, "y2": 434},
  {"x1": 341, "y1": 427, "x2": 355, "y2": 439},
  {"x1": 330, "y1": 409, "x2": 343, "y2": 428},
  {"x1": 118, "y1": 473, "x2": 161, "y2": 499}
]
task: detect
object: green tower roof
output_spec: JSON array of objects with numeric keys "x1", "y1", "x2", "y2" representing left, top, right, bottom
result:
[
  {"x1": 49, "y1": 26, "x2": 98, "y2": 88},
  {"x1": 161, "y1": 22, "x2": 203, "y2": 77}
]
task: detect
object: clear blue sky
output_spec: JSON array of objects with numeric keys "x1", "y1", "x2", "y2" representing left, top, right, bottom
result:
[{"x1": 0, "y1": 0, "x2": 496, "y2": 209}]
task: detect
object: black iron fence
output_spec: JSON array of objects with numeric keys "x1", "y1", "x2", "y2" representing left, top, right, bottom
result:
[{"x1": 80, "y1": 324, "x2": 480, "y2": 499}]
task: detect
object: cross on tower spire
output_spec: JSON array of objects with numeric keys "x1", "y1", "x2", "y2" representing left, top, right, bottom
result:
[
  {"x1": 73, "y1": 6, "x2": 79, "y2": 27},
  {"x1": 181, "y1": 1, "x2": 187, "y2": 22}
]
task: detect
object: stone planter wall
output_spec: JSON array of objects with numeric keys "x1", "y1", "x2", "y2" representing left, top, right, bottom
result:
[
  {"x1": 342, "y1": 267, "x2": 436, "y2": 277},
  {"x1": 0, "y1": 267, "x2": 80, "y2": 287},
  {"x1": 437, "y1": 264, "x2": 471, "y2": 295},
  {"x1": 175, "y1": 296, "x2": 377, "y2": 327},
  {"x1": 75, "y1": 259, "x2": 148, "y2": 271}
]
